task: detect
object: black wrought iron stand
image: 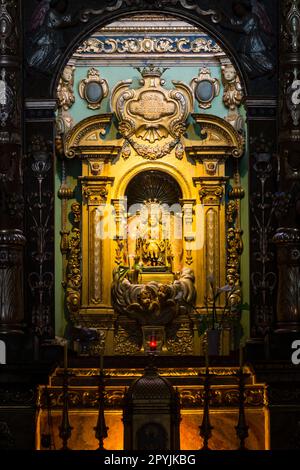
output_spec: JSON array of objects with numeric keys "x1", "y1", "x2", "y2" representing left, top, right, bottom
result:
[
  {"x1": 94, "y1": 368, "x2": 109, "y2": 450},
  {"x1": 235, "y1": 366, "x2": 249, "y2": 450}
]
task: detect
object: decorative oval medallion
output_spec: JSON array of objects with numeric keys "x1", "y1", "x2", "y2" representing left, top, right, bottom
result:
[
  {"x1": 191, "y1": 68, "x2": 220, "y2": 109},
  {"x1": 85, "y1": 81, "x2": 103, "y2": 103},
  {"x1": 79, "y1": 68, "x2": 109, "y2": 110},
  {"x1": 195, "y1": 80, "x2": 214, "y2": 103}
]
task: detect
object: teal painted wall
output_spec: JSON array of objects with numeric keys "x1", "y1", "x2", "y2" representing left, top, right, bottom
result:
[{"x1": 70, "y1": 65, "x2": 229, "y2": 125}]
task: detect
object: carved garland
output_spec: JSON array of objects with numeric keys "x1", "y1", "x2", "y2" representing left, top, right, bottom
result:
[{"x1": 76, "y1": 36, "x2": 223, "y2": 56}]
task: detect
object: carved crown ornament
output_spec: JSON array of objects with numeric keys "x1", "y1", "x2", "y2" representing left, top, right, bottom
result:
[{"x1": 110, "y1": 65, "x2": 194, "y2": 160}]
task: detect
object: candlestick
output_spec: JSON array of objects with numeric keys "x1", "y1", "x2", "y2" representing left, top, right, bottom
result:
[
  {"x1": 100, "y1": 354, "x2": 104, "y2": 373},
  {"x1": 64, "y1": 341, "x2": 68, "y2": 369},
  {"x1": 239, "y1": 342, "x2": 243, "y2": 369}
]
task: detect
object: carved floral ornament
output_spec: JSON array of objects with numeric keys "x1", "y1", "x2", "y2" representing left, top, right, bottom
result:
[
  {"x1": 186, "y1": 114, "x2": 244, "y2": 159},
  {"x1": 75, "y1": 36, "x2": 223, "y2": 56}
]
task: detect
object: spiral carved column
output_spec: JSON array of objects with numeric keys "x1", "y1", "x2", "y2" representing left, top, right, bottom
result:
[
  {"x1": 274, "y1": 1, "x2": 300, "y2": 333},
  {"x1": 0, "y1": 1, "x2": 25, "y2": 338}
]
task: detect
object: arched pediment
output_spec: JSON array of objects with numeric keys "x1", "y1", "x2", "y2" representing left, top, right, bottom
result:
[
  {"x1": 63, "y1": 114, "x2": 121, "y2": 159},
  {"x1": 185, "y1": 114, "x2": 244, "y2": 159}
]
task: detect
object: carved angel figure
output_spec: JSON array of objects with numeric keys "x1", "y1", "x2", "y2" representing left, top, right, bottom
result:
[
  {"x1": 56, "y1": 64, "x2": 75, "y2": 134},
  {"x1": 221, "y1": 64, "x2": 243, "y2": 110},
  {"x1": 57, "y1": 65, "x2": 75, "y2": 111},
  {"x1": 27, "y1": 0, "x2": 74, "y2": 74}
]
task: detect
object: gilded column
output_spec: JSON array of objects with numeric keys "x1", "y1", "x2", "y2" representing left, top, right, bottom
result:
[
  {"x1": 273, "y1": 0, "x2": 300, "y2": 332},
  {"x1": 0, "y1": 1, "x2": 25, "y2": 334}
]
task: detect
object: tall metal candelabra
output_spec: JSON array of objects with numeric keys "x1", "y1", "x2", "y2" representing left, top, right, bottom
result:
[
  {"x1": 58, "y1": 369, "x2": 73, "y2": 450},
  {"x1": 199, "y1": 367, "x2": 213, "y2": 450},
  {"x1": 94, "y1": 368, "x2": 109, "y2": 450},
  {"x1": 235, "y1": 366, "x2": 249, "y2": 450}
]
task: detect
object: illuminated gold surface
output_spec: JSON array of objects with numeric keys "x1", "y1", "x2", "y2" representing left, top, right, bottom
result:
[
  {"x1": 36, "y1": 409, "x2": 267, "y2": 450},
  {"x1": 37, "y1": 411, "x2": 123, "y2": 450},
  {"x1": 37, "y1": 366, "x2": 268, "y2": 450},
  {"x1": 180, "y1": 410, "x2": 266, "y2": 450}
]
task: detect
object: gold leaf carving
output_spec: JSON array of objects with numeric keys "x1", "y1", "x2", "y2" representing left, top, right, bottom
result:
[
  {"x1": 199, "y1": 185, "x2": 224, "y2": 204},
  {"x1": 111, "y1": 66, "x2": 193, "y2": 160}
]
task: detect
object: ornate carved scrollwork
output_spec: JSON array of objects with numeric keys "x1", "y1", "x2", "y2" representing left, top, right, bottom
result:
[
  {"x1": 189, "y1": 114, "x2": 244, "y2": 159},
  {"x1": 38, "y1": 380, "x2": 265, "y2": 410},
  {"x1": 112, "y1": 267, "x2": 196, "y2": 326},
  {"x1": 111, "y1": 65, "x2": 193, "y2": 160},
  {"x1": 63, "y1": 114, "x2": 115, "y2": 159},
  {"x1": 114, "y1": 324, "x2": 142, "y2": 355},
  {"x1": 283, "y1": 0, "x2": 300, "y2": 53},
  {"x1": 280, "y1": 0, "x2": 300, "y2": 135},
  {"x1": 0, "y1": 0, "x2": 18, "y2": 54},
  {"x1": 57, "y1": 66, "x2": 76, "y2": 111},
  {"x1": 199, "y1": 185, "x2": 224, "y2": 204},
  {"x1": 76, "y1": 36, "x2": 223, "y2": 56},
  {"x1": 166, "y1": 322, "x2": 194, "y2": 354}
]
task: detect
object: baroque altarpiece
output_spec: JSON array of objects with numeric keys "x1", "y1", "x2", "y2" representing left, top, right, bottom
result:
[{"x1": 58, "y1": 16, "x2": 246, "y2": 358}]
